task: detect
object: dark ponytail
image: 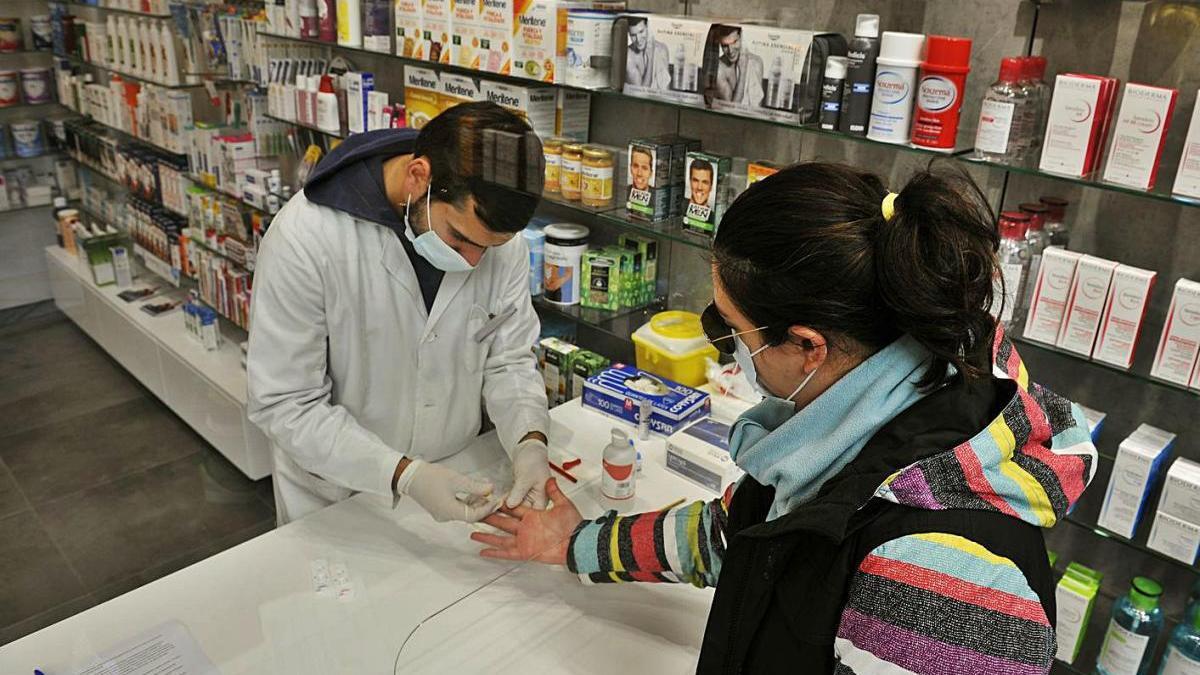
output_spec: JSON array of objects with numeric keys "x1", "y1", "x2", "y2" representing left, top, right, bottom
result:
[{"x1": 712, "y1": 161, "x2": 1000, "y2": 391}]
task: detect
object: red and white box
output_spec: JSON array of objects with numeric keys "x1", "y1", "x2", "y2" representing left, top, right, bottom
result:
[
  {"x1": 1102, "y1": 83, "x2": 1178, "y2": 190},
  {"x1": 1090, "y1": 76, "x2": 1120, "y2": 174},
  {"x1": 1023, "y1": 247, "x2": 1082, "y2": 345},
  {"x1": 1172, "y1": 89, "x2": 1200, "y2": 199},
  {"x1": 1040, "y1": 74, "x2": 1111, "y2": 177},
  {"x1": 1056, "y1": 255, "x2": 1118, "y2": 356},
  {"x1": 1151, "y1": 279, "x2": 1200, "y2": 386},
  {"x1": 1092, "y1": 264, "x2": 1157, "y2": 368}
]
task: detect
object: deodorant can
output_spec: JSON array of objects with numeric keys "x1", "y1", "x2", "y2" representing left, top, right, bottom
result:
[
  {"x1": 911, "y1": 36, "x2": 972, "y2": 151},
  {"x1": 866, "y1": 32, "x2": 926, "y2": 145},
  {"x1": 819, "y1": 56, "x2": 848, "y2": 131}
]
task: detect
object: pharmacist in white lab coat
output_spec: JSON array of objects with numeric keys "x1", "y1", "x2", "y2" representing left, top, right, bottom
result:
[{"x1": 247, "y1": 102, "x2": 551, "y2": 525}]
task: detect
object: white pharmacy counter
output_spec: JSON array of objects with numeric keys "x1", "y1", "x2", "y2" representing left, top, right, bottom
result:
[{"x1": 0, "y1": 399, "x2": 739, "y2": 674}]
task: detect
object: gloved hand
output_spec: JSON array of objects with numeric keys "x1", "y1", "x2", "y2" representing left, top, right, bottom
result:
[
  {"x1": 506, "y1": 438, "x2": 551, "y2": 509},
  {"x1": 395, "y1": 459, "x2": 499, "y2": 523}
]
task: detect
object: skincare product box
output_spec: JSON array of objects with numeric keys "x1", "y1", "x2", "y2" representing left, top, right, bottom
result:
[
  {"x1": 1173, "y1": 90, "x2": 1200, "y2": 199},
  {"x1": 367, "y1": 90, "x2": 391, "y2": 130},
  {"x1": 1092, "y1": 264, "x2": 1156, "y2": 369},
  {"x1": 481, "y1": 80, "x2": 558, "y2": 139},
  {"x1": 666, "y1": 418, "x2": 743, "y2": 493},
  {"x1": 1097, "y1": 424, "x2": 1175, "y2": 539},
  {"x1": 404, "y1": 66, "x2": 441, "y2": 128},
  {"x1": 478, "y1": 0, "x2": 514, "y2": 74},
  {"x1": 1055, "y1": 562, "x2": 1103, "y2": 664},
  {"x1": 1156, "y1": 457, "x2": 1200, "y2": 525},
  {"x1": 582, "y1": 363, "x2": 711, "y2": 435},
  {"x1": 622, "y1": 15, "x2": 712, "y2": 106},
  {"x1": 438, "y1": 71, "x2": 481, "y2": 110},
  {"x1": 421, "y1": 0, "x2": 453, "y2": 64},
  {"x1": 1056, "y1": 255, "x2": 1118, "y2": 356},
  {"x1": 682, "y1": 150, "x2": 731, "y2": 235},
  {"x1": 1102, "y1": 83, "x2": 1178, "y2": 190},
  {"x1": 451, "y1": 0, "x2": 483, "y2": 69},
  {"x1": 539, "y1": 337, "x2": 579, "y2": 406},
  {"x1": 1150, "y1": 279, "x2": 1200, "y2": 386},
  {"x1": 1078, "y1": 404, "x2": 1106, "y2": 442},
  {"x1": 555, "y1": 89, "x2": 591, "y2": 141},
  {"x1": 345, "y1": 71, "x2": 375, "y2": 134},
  {"x1": 625, "y1": 136, "x2": 673, "y2": 221},
  {"x1": 708, "y1": 25, "x2": 816, "y2": 124},
  {"x1": 1147, "y1": 511, "x2": 1200, "y2": 565},
  {"x1": 394, "y1": 0, "x2": 424, "y2": 58},
  {"x1": 1024, "y1": 247, "x2": 1081, "y2": 345},
  {"x1": 1040, "y1": 74, "x2": 1113, "y2": 177}
]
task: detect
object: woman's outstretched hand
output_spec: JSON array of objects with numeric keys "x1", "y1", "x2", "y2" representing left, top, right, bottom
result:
[{"x1": 470, "y1": 477, "x2": 583, "y2": 565}]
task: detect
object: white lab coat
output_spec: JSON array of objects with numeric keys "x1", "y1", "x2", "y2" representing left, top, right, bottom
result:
[{"x1": 246, "y1": 190, "x2": 549, "y2": 522}]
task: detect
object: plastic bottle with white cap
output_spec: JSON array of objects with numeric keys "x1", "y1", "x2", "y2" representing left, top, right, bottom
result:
[
  {"x1": 840, "y1": 13, "x2": 881, "y2": 136},
  {"x1": 819, "y1": 56, "x2": 849, "y2": 131},
  {"x1": 866, "y1": 31, "x2": 926, "y2": 144}
]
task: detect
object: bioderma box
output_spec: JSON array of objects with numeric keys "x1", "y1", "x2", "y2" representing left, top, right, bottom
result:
[
  {"x1": 1056, "y1": 255, "x2": 1117, "y2": 356},
  {"x1": 1102, "y1": 83, "x2": 1178, "y2": 190},
  {"x1": 1151, "y1": 279, "x2": 1200, "y2": 386},
  {"x1": 1040, "y1": 74, "x2": 1108, "y2": 177},
  {"x1": 1098, "y1": 424, "x2": 1175, "y2": 539},
  {"x1": 1092, "y1": 264, "x2": 1156, "y2": 369},
  {"x1": 1024, "y1": 247, "x2": 1081, "y2": 345}
]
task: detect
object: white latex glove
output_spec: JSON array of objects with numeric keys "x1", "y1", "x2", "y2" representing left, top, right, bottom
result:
[
  {"x1": 506, "y1": 439, "x2": 551, "y2": 509},
  {"x1": 395, "y1": 459, "x2": 500, "y2": 523}
]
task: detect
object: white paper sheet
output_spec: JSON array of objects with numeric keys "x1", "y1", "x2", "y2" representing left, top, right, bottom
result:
[{"x1": 76, "y1": 620, "x2": 217, "y2": 675}]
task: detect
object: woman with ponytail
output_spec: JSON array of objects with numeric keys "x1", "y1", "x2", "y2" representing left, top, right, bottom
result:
[{"x1": 471, "y1": 162, "x2": 1098, "y2": 674}]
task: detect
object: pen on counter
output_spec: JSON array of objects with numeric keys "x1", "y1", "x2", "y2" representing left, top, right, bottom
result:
[
  {"x1": 659, "y1": 498, "x2": 686, "y2": 511},
  {"x1": 548, "y1": 461, "x2": 578, "y2": 483}
]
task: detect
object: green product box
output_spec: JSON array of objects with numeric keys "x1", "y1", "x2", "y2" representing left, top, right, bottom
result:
[
  {"x1": 79, "y1": 231, "x2": 125, "y2": 286},
  {"x1": 569, "y1": 350, "x2": 610, "y2": 401},
  {"x1": 1055, "y1": 562, "x2": 1103, "y2": 664},
  {"x1": 581, "y1": 249, "x2": 623, "y2": 311},
  {"x1": 683, "y1": 150, "x2": 732, "y2": 235},
  {"x1": 619, "y1": 234, "x2": 658, "y2": 306},
  {"x1": 538, "y1": 337, "x2": 579, "y2": 407},
  {"x1": 602, "y1": 246, "x2": 641, "y2": 308}
]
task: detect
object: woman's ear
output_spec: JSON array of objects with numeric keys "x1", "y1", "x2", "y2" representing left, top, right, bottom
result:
[{"x1": 787, "y1": 325, "x2": 828, "y2": 373}]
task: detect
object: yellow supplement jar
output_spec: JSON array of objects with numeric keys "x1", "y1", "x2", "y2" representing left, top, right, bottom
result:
[
  {"x1": 542, "y1": 136, "x2": 564, "y2": 194},
  {"x1": 560, "y1": 143, "x2": 584, "y2": 201},
  {"x1": 580, "y1": 146, "x2": 614, "y2": 207}
]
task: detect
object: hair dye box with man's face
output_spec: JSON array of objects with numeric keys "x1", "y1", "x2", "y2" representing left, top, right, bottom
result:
[
  {"x1": 683, "y1": 150, "x2": 730, "y2": 234},
  {"x1": 625, "y1": 137, "x2": 673, "y2": 221}
]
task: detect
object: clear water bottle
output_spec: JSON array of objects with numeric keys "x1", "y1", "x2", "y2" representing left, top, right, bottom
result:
[
  {"x1": 1097, "y1": 576, "x2": 1165, "y2": 675},
  {"x1": 1040, "y1": 196, "x2": 1071, "y2": 247},
  {"x1": 1018, "y1": 202, "x2": 1051, "y2": 312},
  {"x1": 996, "y1": 211, "x2": 1031, "y2": 330},
  {"x1": 973, "y1": 57, "x2": 1030, "y2": 164},
  {"x1": 1158, "y1": 608, "x2": 1200, "y2": 675}
]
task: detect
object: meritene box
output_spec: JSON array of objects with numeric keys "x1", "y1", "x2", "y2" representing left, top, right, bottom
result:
[
  {"x1": 1040, "y1": 74, "x2": 1105, "y2": 177},
  {"x1": 395, "y1": 0, "x2": 424, "y2": 59},
  {"x1": 478, "y1": 0, "x2": 514, "y2": 74},
  {"x1": 1056, "y1": 255, "x2": 1117, "y2": 357},
  {"x1": 439, "y1": 72, "x2": 481, "y2": 111},
  {"x1": 1091, "y1": 264, "x2": 1156, "y2": 369},
  {"x1": 452, "y1": 0, "x2": 483, "y2": 70},
  {"x1": 1102, "y1": 83, "x2": 1178, "y2": 190},
  {"x1": 421, "y1": 0, "x2": 452, "y2": 64},
  {"x1": 480, "y1": 80, "x2": 557, "y2": 139},
  {"x1": 1150, "y1": 279, "x2": 1200, "y2": 386},
  {"x1": 1023, "y1": 247, "x2": 1082, "y2": 345},
  {"x1": 404, "y1": 66, "x2": 440, "y2": 128}
]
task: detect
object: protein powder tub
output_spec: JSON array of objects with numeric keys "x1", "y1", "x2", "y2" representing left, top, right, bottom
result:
[{"x1": 542, "y1": 223, "x2": 589, "y2": 306}]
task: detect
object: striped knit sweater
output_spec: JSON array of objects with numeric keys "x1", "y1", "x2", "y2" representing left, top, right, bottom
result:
[{"x1": 566, "y1": 329, "x2": 1097, "y2": 673}]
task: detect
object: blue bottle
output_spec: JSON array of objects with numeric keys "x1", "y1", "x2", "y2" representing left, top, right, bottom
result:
[
  {"x1": 1096, "y1": 577, "x2": 1164, "y2": 675},
  {"x1": 1158, "y1": 606, "x2": 1200, "y2": 675}
]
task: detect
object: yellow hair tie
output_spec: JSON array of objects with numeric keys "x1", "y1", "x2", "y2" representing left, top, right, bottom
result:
[{"x1": 881, "y1": 192, "x2": 899, "y2": 222}]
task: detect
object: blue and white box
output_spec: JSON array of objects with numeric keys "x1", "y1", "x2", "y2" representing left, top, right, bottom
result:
[
  {"x1": 582, "y1": 364, "x2": 710, "y2": 436},
  {"x1": 666, "y1": 418, "x2": 741, "y2": 493},
  {"x1": 1098, "y1": 424, "x2": 1176, "y2": 539}
]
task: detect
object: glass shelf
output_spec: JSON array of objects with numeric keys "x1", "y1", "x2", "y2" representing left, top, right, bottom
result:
[
  {"x1": 536, "y1": 194, "x2": 714, "y2": 252},
  {"x1": 263, "y1": 112, "x2": 345, "y2": 140},
  {"x1": 56, "y1": 53, "x2": 203, "y2": 90},
  {"x1": 1063, "y1": 514, "x2": 1196, "y2": 577},
  {"x1": 532, "y1": 295, "x2": 665, "y2": 342},
  {"x1": 69, "y1": 113, "x2": 188, "y2": 158},
  {"x1": 63, "y1": 1, "x2": 172, "y2": 18},
  {"x1": 188, "y1": 235, "x2": 252, "y2": 272},
  {"x1": 962, "y1": 154, "x2": 1200, "y2": 210},
  {"x1": 1012, "y1": 334, "x2": 1197, "y2": 398}
]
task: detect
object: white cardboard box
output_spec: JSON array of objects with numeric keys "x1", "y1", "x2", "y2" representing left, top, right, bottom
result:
[
  {"x1": 1147, "y1": 510, "x2": 1200, "y2": 565},
  {"x1": 345, "y1": 72, "x2": 374, "y2": 134},
  {"x1": 421, "y1": 0, "x2": 453, "y2": 64},
  {"x1": 438, "y1": 72, "x2": 481, "y2": 110},
  {"x1": 478, "y1": 0, "x2": 514, "y2": 74},
  {"x1": 1157, "y1": 457, "x2": 1200, "y2": 525},
  {"x1": 1023, "y1": 247, "x2": 1081, "y2": 345},
  {"x1": 556, "y1": 88, "x2": 591, "y2": 141},
  {"x1": 394, "y1": 0, "x2": 424, "y2": 59},
  {"x1": 1173, "y1": 88, "x2": 1200, "y2": 199},
  {"x1": 481, "y1": 80, "x2": 558, "y2": 139},
  {"x1": 1150, "y1": 279, "x2": 1200, "y2": 386},
  {"x1": 1040, "y1": 74, "x2": 1104, "y2": 177},
  {"x1": 1097, "y1": 424, "x2": 1175, "y2": 539},
  {"x1": 1092, "y1": 264, "x2": 1156, "y2": 368},
  {"x1": 451, "y1": 0, "x2": 482, "y2": 69},
  {"x1": 1102, "y1": 83, "x2": 1178, "y2": 190},
  {"x1": 1056, "y1": 255, "x2": 1118, "y2": 356}
]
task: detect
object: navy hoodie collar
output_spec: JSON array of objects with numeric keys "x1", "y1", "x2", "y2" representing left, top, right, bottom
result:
[{"x1": 303, "y1": 128, "x2": 420, "y2": 228}]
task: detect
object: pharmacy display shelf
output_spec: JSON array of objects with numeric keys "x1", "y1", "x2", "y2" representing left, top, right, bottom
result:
[
  {"x1": 44, "y1": 244, "x2": 270, "y2": 478},
  {"x1": 187, "y1": 234, "x2": 253, "y2": 273},
  {"x1": 63, "y1": 1, "x2": 173, "y2": 18},
  {"x1": 536, "y1": 194, "x2": 714, "y2": 252},
  {"x1": 69, "y1": 111, "x2": 189, "y2": 158},
  {"x1": 0, "y1": 150, "x2": 66, "y2": 165},
  {"x1": 963, "y1": 154, "x2": 1200, "y2": 211},
  {"x1": 533, "y1": 294, "x2": 667, "y2": 342},
  {"x1": 263, "y1": 112, "x2": 345, "y2": 140},
  {"x1": 56, "y1": 53, "x2": 204, "y2": 90},
  {"x1": 0, "y1": 100, "x2": 67, "y2": 111},
  {"x1": 1012, "y1": 333, "x2": 1198, "y2": 398},
  {"x1": 1064, "y1": 512, "x2": 1197, "y2": 578},
  {"x1": 257, "y1": 30, "x2": 973, "y2": 162},
  {"x1": 184, "y1": 171, "x2": 273, "y2": 215}
]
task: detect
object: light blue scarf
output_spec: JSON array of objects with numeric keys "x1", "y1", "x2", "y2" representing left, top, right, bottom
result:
[{"x1": 729, "y1": 334, "x2": 934, "y2": 520}]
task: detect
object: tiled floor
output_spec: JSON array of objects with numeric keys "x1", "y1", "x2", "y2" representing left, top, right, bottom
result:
[{"x1": 0, "y1": 301, "x2": 276, "y2": 646}]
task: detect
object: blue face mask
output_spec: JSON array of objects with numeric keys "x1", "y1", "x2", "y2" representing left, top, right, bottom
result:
[
  {"x1": 403, "y1": 184, "x2": 476, "y2": 273},
  {"x1": 733, "y1": 333, "x2": 819, "y2": 403}
]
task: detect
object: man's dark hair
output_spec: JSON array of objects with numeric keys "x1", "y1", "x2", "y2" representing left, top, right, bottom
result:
[
  {"x1": 413, "y1": 101, "x2": 544, "y2": 234},
  {"x1": 690, "y1": 159, "x2": 713, "y2": 179}
]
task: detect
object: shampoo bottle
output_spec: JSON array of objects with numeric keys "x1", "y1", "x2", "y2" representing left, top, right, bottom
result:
[
  {"x1": 866, "y1": 31, "x2": 925, "y2": 144},
  {"x1": 1097, "y1": 577, "x2": 1165, "y2": 675},
  {"x1": 1158, "y1": 608, "x2": 1200, "y2": 675},
  {"x1": 316, "y1": 74, "x2": 339, "y2": 132},
  {"x1": 839, "y1": 13, "x2": 880, "y2": 136}
]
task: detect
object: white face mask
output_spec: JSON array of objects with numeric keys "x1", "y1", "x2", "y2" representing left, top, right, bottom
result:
[
  {"x1": 733, "y1": 334, "x2": 819, "y2": 403},
  {"x1": 403, "y1": 184, "x2": 476, "y2": 273}
]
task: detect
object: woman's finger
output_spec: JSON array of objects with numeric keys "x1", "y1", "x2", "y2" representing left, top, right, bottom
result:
[
  {"x1": 480, "y1": 547, "x2": 524, "y2": 561},
  {"x1": 469, "y1": 531, "x2": 514, "y2": 549},
  {"x1": 481, "y1": 512, "x2": 520, "y2": 534},
  {"x1": 500, "y1": 503, "x2": 531, "y2": 519}
]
